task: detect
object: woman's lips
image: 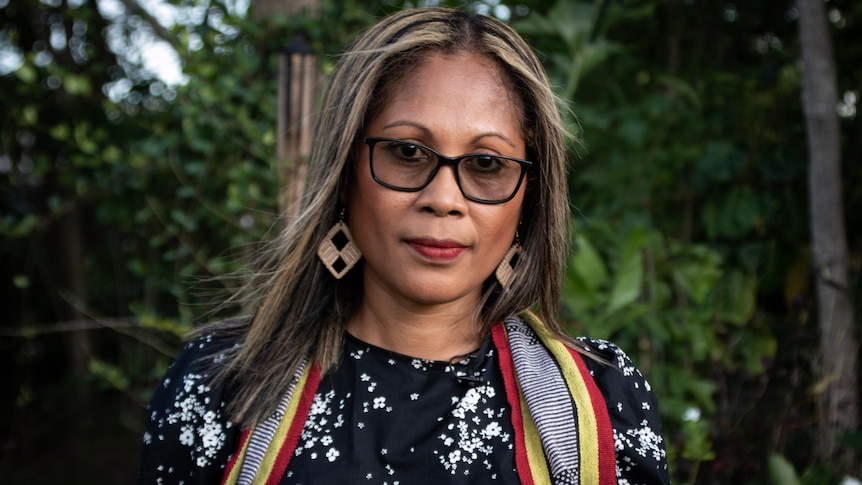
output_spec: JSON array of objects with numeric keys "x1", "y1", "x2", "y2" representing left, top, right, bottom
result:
[{"x1": 406, "y1": 238, "x2": 468, "y2": 261}]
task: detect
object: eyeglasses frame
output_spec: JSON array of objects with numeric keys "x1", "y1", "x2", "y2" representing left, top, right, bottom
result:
[{"x1": 363, "y1": 137, "x2": 533, "y2": 204}]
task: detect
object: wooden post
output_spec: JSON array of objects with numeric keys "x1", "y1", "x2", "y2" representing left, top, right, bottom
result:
[
  {"x1": 277, "y1": 37, "x2": 316, "y2": 217},
  {"x1": 253, "y1": 0, "x2": 320, "y2": 218}
]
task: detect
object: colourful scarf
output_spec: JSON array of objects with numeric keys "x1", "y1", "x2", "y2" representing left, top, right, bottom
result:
[{"x1": 221, "y1": 313, "x2": 616, "y2": 485}]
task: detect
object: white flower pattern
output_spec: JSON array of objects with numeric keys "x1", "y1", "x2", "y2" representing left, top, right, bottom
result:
[
  {"x1": 579, "y1": 336, "x2": 669, "y2": 484},
  {"x1": 159, "y1": 367, "x2": 229, "y2": 467},
  {"x1": 284, "y1": 335, "x2": 520, "y2": 483},
  {"x1": 139, "y1": 328, "x2": 670, "y2": 484},
  {"x1": 139, "y1": 334, "x2": 236, "y2": 484},
  {"x1": 435, "y1": 384, "x2": 512, "y2": 475}
]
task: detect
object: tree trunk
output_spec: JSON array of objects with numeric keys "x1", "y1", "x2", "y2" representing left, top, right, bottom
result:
[
  {"x1": 796, "y1": 0, "x2": 859, "y2": 471},
  {"x1": 59, "y1": 206, "x2": 94, "y2": 399}
]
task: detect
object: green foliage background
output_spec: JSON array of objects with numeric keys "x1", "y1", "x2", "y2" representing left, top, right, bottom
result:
[{"x1": 1, "y1": 0, "x2": 860, "y2": 483}]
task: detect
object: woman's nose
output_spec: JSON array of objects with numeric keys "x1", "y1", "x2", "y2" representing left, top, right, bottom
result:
[{"x1": 415, "y1": 165, "x2": 468, "y2": 215}]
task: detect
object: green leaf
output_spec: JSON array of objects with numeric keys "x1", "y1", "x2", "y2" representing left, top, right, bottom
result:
[
  {"x1": 695, "y1": 141, "x2": 745, "y2": 186},
  {"x1": 102, "y1": 145, "x2": 122, "y2": 163},
  {"x1": 671, "y1": 245, "x2": 722, "y2": 304},
  {"x1": 563, "y1": 270, "x2": 604, "y2": 316},
  {"x1": 88, "y1": 358, "x2": 130, "y2": 391},
  {"x1": 708, "y1": 270, "x2": 757, "y2": 325},
  {"x1": 548, "y1": 1, "x2": 593, "y2": 50},
  {"x1": 15, "y1": 63, "x2": 37, "y2": 84},
  {"x1": 50, "y1": 123, "x2": 70, "y2": 141},
  {"x1": 768, "y1": 454, "x2": 801, "y2": 485},
  {"x1": 73, "y1": 122, "x2": 98, "y2": 154},
  {"x1": 13, "y1": 275, "x2": 30, "y2": 289},
  {"x1": 740, "y1": 331, "x2": 777, "y2": 373},
  {"x1": 570, "y1": 233, "x2": 609, "y2": 290},
  {"x1": 64, "y1": 74, "x2": 92, "y2": 96},
  {"x1": 655, "y1": 74, "x2": 701, "y2": 109},
  {"x1": 606, "y1": 230, "x2": 645, "y2": 315},
  {"x1": 681, "y1": 416, "x2": 716, "y2": 461},
  {"x1": 702, "y1": 186, "x2": 763, "y2": 240},
  {"x1": 22, "y1": 106, "x2": 38, "y2": 125},
  {"x1": 578, "y1": 40, "x2": 622, "y2": 79},
  {"x1": 6, "y1": 214, "x2": 40, "y2": 237},
  {"x1": 685, "y1": 377, "x2": 719, "y2": 413},
  {"x1": 619, "y1": 118, "x2": 647, "y2": 148}
]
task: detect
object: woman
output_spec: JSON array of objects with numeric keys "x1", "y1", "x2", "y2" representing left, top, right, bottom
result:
[{"x1": 138, "y1": 7, "x2": 670, "y2": 485}]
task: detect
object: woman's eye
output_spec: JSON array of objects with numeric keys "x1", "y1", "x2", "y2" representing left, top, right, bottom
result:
[
  {"x1": 467, "y1": 156, "x2": 503, "y2": 172},
  {"x1": 393, "y1": 143, "x2": 424, "y2": 160}
]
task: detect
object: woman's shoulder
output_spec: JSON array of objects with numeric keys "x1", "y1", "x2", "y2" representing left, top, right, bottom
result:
[
  {"x1": 574, "y1": 337, "x2": 644, "y2": 377},
  {"x1": 147, "y1": 317, "x2": 250, "y2": 418},
  {"x1": 573, "y1": 336, "x2": 671, "y2": 484},
  {"x1": 571, "y1": 336, "x2": 658, "y2": 423},
  {"x1": 137, "y1": 320, "x2": 247, "y2": 484},
  {"x1": 158, "y1": 320, "x2": 246, "y2": 385}
]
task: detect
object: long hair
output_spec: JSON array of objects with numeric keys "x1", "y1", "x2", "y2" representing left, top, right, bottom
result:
[{"x1": 210, "y1": 7, "x2": 574, "y2": 427}]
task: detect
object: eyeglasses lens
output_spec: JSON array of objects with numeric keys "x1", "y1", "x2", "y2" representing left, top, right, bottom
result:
[{"x1": 369, "y1": 139, "x2": 525, "y2": 203}]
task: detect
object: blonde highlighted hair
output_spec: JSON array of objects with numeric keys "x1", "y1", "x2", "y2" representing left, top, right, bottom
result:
[{"x1": 210, "y1": 7, "x2": 574, "y2": 426}]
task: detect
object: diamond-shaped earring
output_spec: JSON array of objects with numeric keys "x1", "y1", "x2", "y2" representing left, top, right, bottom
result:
[
  {"x1": 317, "y1": 211, "x2": 361, "y2": 279},
  {"x1": 495, "y1": 241, "x2": 524, "y2": 290}
]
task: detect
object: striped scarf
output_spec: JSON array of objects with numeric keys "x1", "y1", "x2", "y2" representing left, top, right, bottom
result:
[{"x1": 221, "y1": 313, "x2": 616, "y2": 485}]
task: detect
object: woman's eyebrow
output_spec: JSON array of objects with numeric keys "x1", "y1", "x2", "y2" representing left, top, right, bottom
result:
[
  {"x1": 381, "y1": 121, "x2": 517, "y2": 148},
  {"x1": 380, "y1": 120, "x2": 432, "y2": 136}
]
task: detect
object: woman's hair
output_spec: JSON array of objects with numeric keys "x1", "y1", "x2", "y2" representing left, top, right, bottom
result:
[{"x1": 211, "y1": 7, "x2": 573, "y2": 426}]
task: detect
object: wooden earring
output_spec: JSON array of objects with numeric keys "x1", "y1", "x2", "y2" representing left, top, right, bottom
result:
[
  {"x1": 317, "y1": 210, "x2": 361, "y2": 279},
  {"x1": 495, "y1": 241, "x2": 524, "y2": 289}
]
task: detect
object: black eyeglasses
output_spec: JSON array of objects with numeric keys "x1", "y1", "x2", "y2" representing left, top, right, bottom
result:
[{"x1": 364, "y1": 137, "x2": 532, "y2": 204}]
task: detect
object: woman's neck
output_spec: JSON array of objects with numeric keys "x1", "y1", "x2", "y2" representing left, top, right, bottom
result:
[{"x1": 346, "y1": 296, "x2": 484, "y2": 362}]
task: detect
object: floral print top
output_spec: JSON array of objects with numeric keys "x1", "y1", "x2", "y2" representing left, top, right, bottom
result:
[{"x1": 137, "y1": 332, "x2": 670, "y2": 484}]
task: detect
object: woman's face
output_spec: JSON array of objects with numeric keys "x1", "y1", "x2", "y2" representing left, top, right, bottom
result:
[{"x1": 347, "y1": 52, "x2": 526, "y2": 313}]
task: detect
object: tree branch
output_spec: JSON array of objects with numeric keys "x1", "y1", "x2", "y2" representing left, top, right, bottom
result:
[{"x1": 116, "y1": 0, "x2": 182, "y2": 53}]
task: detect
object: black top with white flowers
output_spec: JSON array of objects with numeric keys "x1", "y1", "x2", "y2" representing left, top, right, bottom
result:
[
  {"x1": 138, "y1": 332, "x2": 670, "y2": 485},
  {"x1": 285, "y1": 333, "x2": 520, "y2": 484}
]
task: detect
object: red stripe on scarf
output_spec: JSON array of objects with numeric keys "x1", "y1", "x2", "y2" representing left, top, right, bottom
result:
[
  {"x1": 221, "y1": 429, "x2": 251, "y2": 485},
  {"x1": 491, "y1": 322, "x2": 536, "y2": 485},
  {"x1": 568, "y1": 346, "x2": 617, "y2": 485},
  {"x1": 265, "y1": 363, "x2": 322, "y2": 485}
]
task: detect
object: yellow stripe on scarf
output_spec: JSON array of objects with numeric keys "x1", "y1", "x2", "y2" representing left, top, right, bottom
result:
[
  {"x1": 222, "y1": 364, "x2": 314, "y2": 485},
  {"x1": 521, "y1": 312, "x2": 601, "y2": 485},
  {"x1": 519, "y1": 384, "x2": 551, "y2": 485},
  {"x1": 256, "y1": 365, "x2": 313, "y2": 481},
  {"x1": 222, "y1": 434, "x2": 248, "y2": 485}
]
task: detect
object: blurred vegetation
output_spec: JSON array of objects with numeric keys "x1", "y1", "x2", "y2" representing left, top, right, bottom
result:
[{"x1": 1, "y1": 0, "x2": 860, "y2": 483}]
